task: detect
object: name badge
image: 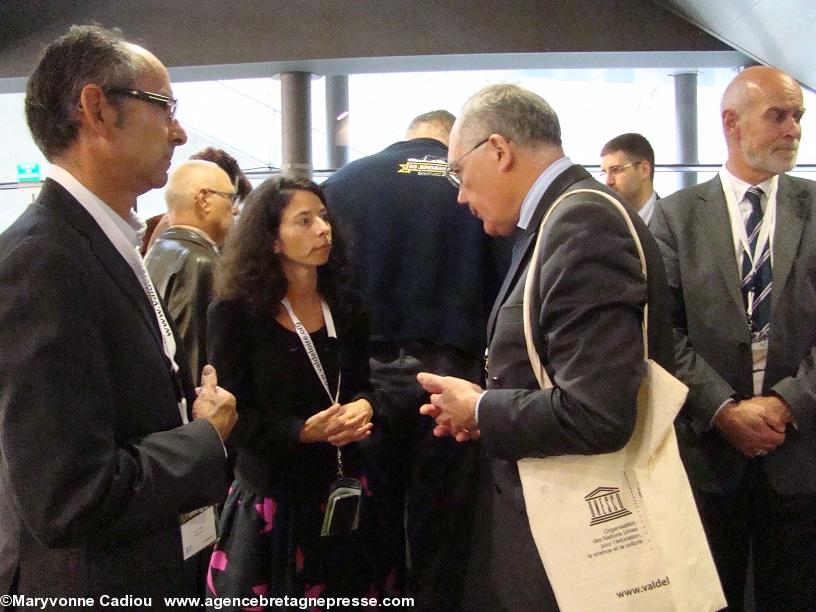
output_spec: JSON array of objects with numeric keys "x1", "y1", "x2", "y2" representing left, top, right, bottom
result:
[
  {"x1": 180, "y1": 506, "x2": 217, "y2": 560},
  {"x1": 751, "y1": 338, "x2": 768, "y2": 396}
]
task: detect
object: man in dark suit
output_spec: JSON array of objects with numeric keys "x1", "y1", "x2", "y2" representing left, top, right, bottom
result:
[
  {"x1": 146, "y1": 160, "x2": 239, "y2": 382},
  {"x1": 322, "y1": 111, "x2": 508, "y2": 610},
  {"x1": 0, "y1": 26, "x2": 236, "y2": 605},
  {"x1": 418, "y1": 84, "x2": 674, "y2": 611},
  {"x1": 650, "y1": 66, "x2": 815, "y2": 611}
]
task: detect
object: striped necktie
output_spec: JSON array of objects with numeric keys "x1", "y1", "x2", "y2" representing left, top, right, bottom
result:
[{"x1": 740, "y1": 186, "x2": 771, "y2": 336}]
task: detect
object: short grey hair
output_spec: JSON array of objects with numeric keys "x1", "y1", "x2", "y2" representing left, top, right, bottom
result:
[
  {"x1": 25, "y1": 25, "x2": 141, "y2": 160},
  {"x1": 458, "y1": 84, "x2": 561, "y2": 149}
]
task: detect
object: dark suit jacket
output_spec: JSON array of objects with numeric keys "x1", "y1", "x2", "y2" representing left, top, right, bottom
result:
[
  {"x1": 145, "y1": 226, "x2": 219, "y2": 384},
  {"x1": 478, "y1": 165, "x2": 675, "y2": 611},
  {"x1": 0, "y1": 179, "x2": 228, "y2": 600},
  {"x1": 651, "y1": 173, "x2": 816, "y2": 496}
]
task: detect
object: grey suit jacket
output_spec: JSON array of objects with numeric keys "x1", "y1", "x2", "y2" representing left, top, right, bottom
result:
[
  {"x1": 479, "y1": 165, "x2": 675, "y2": 611},
  {"x1": 0, "y1": 180, "x2": 228, "y2": 600},
  {"x1": 651, "y1": 173, "x2": 816, "y2": 496}
]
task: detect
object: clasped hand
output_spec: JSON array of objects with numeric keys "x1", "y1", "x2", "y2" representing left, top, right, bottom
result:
[
  {"x1": 714, "y1": 395, "x2": 793, "y2": 458},
  {"x1": 417, "y1": 372, "x2": 483, "y2": 442},
  {"x1": 299, "y1": 399, "x2": 373, "y2": 446}
]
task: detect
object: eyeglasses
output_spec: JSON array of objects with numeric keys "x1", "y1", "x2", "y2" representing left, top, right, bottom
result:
[
  {"x1": 204, "y1": 189, "x2": 241, "y2": 206},
  {"x1": 600, "y1": 161, "x2": 642, "y2": 177},
  {"x1": 446, "y1": 138, "x2": 489, "y2": 188},
  {"x1": 104, "y1": 86, "x2": 178, "y2": 120}
]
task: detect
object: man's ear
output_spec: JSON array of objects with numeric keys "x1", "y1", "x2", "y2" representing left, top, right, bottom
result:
[
  {"x1": 488, "y1": 133, "x2": 515, "y2": 172},
  {"x1": 640, "y1": 160, "x2": 653, "y2": 181},
  {"x1": 722, "y1": 109, "x2": 739, "y2": 138},
  {"x1": 77, "y1": 84, "x2": 120, "y2": 137},
  {"x1": 196, "y1": 189, "x2": 211, "y2": 217}
]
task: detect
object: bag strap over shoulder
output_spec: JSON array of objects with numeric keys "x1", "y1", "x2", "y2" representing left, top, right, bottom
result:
[{"x1": 522, "y1": 188, "x2": 649, "y2": 390}]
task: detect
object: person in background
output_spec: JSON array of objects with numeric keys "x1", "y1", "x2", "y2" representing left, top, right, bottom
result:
[
  {"x1": 0, "y1": 25, "x2": 236, "y2": 604},
  {"x1": 145, "y1": 159, "x2": 239, "y2": 381},
  {"x1": 323, "y1": 110, "x2": 509, "y2": 610},
  {"x1": 205, "y1": 177, "x2": 400, "y2": 608},
  {"x1": 651, "y1": 65, "x2": 816, "y2": 610},
  {"x1": 600, "y1": 132, "x2": 658, "y2": 224},
  {"x1": 141, "y1": 147, "x2": 252, "y2": 254}
]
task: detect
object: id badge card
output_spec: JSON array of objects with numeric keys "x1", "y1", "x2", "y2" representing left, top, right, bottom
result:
[
  {"x1": 180, "y1": 505, "x2": 217, "y2": 559},
  {"x1": 751, "y1": 337, "x2": 769, "y2": 396},
  {"x1": 321, "y1": 477, "x2": 362, "y2": 537}
]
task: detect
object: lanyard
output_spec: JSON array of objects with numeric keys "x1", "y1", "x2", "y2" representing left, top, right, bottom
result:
[
  {"x1": 66, "y1": 182, "x2": 187, "y2": 424},
  {"x1": 281, "y1": 297, "x2": 345, "y2": 476},
  {"x1": 280, "y1": 297, "x2": 340, "y2": 405}
]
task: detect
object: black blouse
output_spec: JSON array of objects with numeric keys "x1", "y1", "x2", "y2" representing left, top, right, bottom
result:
[{"x1": 207, "y1": 297, "x2": 376, "y2": 502}]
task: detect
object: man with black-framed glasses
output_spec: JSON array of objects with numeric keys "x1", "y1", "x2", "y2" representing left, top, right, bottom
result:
[
  {"x1": 146, "y1": 160, "x2": 239, "y2": 381},
  {"x1": 600, "y1": 132, "x2": 658, "y2": 224}
]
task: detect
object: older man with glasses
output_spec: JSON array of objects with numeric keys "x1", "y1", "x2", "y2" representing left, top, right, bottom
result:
[
  {"x1": 419, "y1": 84, "x2": 675, "y2": 611},
  {"x1": 146, "y1": 159, "x2": 240, "y2": 383}
]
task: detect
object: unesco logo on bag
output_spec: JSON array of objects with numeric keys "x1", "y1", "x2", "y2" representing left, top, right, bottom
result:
[{"x1": 585, "y1": 486, "x2": 631, "y2": 526}]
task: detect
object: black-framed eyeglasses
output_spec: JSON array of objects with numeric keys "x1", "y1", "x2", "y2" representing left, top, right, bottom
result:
[
  {"x1": 104, "y1": 86, "x2": 178, "y2": 120},
  {"x1": 204, "y1": 188, "x2": 240, "y2": 206},
  {"x1": 600, "y1": 161, "x2": 642, "y2": 177},
  {"x1": 446, "y1": 138, "x2": 489, "y2": 188}
]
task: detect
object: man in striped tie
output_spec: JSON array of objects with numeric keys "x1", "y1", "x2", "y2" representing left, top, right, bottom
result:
[{"x1": 651, "y1": 66, "x2": 816, "y2": 611}]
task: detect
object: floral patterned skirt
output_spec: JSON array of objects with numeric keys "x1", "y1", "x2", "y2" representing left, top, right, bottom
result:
[{"x1": 206, "y1": 476, "x2": 402, "y2": 611}]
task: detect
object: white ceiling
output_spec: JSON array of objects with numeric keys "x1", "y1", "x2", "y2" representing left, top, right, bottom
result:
[{"x1": 657, "y1": 0, "x2": 816, "y2": 91}]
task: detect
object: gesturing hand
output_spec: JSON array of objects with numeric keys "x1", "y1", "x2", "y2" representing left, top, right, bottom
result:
[
  {"x1": 192, "y1": 364, "x2": 237, "y2": 440},
  {"x1": 417, "y1": 372, "x2": 483, "y2": 442}
]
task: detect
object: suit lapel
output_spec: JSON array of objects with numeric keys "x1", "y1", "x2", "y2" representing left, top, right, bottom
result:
[
  {"x1": 486, "y1": 165, "x2": 592, "y2": 343},
  {"x1": 696, "y1": 178, "x2": 745, "y2": 316},
  {"x1": 37, "y1": 180, "x2": 165, "y2": 351},
  {"x1": 771, "y1": 175, "x2": 807, "y2": 314}
]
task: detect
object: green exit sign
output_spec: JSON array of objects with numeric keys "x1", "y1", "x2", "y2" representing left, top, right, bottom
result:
[{"x1": 17, "y1": 163, "x2": 41, "y2": 182}]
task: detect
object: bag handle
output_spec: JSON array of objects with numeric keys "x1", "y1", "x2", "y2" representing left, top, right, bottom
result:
[{"x1": 522, "y1": 189, "x2": 649, "y2": 390}]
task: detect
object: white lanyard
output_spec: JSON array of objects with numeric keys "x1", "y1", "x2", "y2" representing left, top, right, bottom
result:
[
  {"x1": 281, "y1": 297, "x2": 340, "y2": 405},
  {"x1": 80, "y1": 199, "x2": 187, "y2": 424}
]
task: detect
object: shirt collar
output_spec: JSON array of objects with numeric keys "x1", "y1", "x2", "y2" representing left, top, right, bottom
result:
[
  {"x1": 169, "y1": 224, "x2": 218, "y2": 247},
  {"x1": 517, "y1": 156, "x2": 573, "y2": 231},
  {"x1": 719, "y1": 165, "x2": 777, "y2": 211},
  {"x1": 639, "y1": 191, "x2": 657, "y2": 224},
  {"x1": 48, "y1": 165, "x2": 145, "y2": 249}
]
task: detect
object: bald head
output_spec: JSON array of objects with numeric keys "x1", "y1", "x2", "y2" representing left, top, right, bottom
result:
[
  {"x1": 166, "y1": 160, "x2": 236, "y2": 245},
  {"x1": 720, "y1": 66, "x2": 804, "y2": 183}
]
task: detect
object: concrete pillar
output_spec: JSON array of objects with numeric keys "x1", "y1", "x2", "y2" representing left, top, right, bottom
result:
[
  {"x1": 280, "y1": 71, "x2": 313, "y2": 179},
  {"x1": 325, "y1": 75, "x2": 349, "y2": 170},
  {"x1": 673, "y1": 71, "x2": 698, "y2": 188}
]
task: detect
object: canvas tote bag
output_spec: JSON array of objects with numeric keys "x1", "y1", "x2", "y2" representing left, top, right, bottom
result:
[{"x1": 517, "y1": 189, "x2": 725, "y2": 611}]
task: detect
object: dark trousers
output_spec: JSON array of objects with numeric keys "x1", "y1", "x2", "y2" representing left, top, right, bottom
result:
[
  {"x1": 369, "y1": 342, "x2": 483, "y2": 612},
  {"x1": 694, "y1": 462, "x2": 816, "y2": 612}
]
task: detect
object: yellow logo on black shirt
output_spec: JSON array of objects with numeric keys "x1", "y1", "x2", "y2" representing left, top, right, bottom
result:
[{"x1": 397, "y1": 156, "x2": 448, "y2": 177}]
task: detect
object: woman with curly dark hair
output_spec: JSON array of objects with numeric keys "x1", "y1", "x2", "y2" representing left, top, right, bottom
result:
[{"x1": 205, "y1": 177, "x2": 401, "y2": 607}]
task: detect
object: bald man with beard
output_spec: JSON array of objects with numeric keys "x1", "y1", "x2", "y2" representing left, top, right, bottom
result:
[
  {"x1": 651, "y1": 66, "x2": 816, "y2": 610},
  {"x1": 146, "y1": 160, "x2": 239, "y2": 382}
]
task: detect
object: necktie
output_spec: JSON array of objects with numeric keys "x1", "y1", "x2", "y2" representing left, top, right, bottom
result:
[{"x1": 740, "y1": 186, "x2": 771, "y2": 336}]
